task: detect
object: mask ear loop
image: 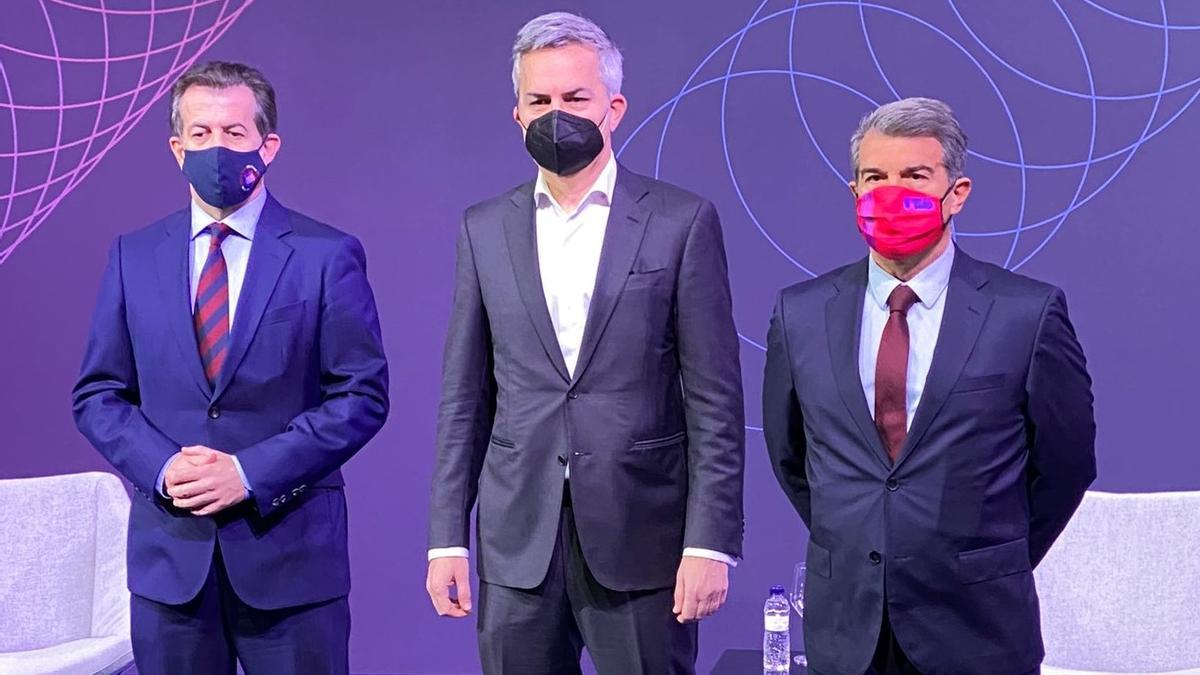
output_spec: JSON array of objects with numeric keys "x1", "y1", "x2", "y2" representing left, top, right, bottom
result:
[
  {"x1": 596, "y1": 105, "x2": 611, "y2": 131},
  {"x1": 940, "y1": 177, "x2": 959, "y2": 228},
  {"x1": 254, "y1": 138, "x2": 269, "y2": 170}
]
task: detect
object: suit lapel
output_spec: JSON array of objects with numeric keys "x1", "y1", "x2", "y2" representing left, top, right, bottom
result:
[
  {"x1": 893, "y1": 250, "x2": 993, "y2": 469},
  {"x1": 155, "y1": 211, "x2": 211, "y2": 397},
  {"x1": 570, "y1": 168, "x2": 651, "y2": 385},
  {"x1": 825, "y1": 260, "x2": 894, "y2": 471},
  {"x1": 211, "y1": 195, "x2": 293, "y2": 400},
  {"x1": 503, "y1": 184, "x2": 571, "y2": 383}
]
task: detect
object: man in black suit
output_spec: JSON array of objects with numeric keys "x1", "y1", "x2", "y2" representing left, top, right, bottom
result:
[
  {"x1": 425, "y1": 12, "x2": 745, "y2": 675},
  {"x1": 763, "y1": 97, "x2": 1096, "y2": 674}
]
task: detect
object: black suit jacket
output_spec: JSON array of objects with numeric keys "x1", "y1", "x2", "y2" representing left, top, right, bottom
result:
[
  {"x1": 429, "y1": 166, "x2": 746, "y2": 591},
  {"x1": 763, "y1": 249, "x2": 1096, "y2": 674}
]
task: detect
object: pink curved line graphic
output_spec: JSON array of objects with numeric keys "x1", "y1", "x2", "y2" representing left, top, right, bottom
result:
[{"x1": 0, "y1": 0, "x2": 256, "y2": 265}]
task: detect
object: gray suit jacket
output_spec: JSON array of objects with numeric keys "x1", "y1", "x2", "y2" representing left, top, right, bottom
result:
[
  {"x1": 429, "y1": 166, "x2": 745, "y2": 591},
  {"x1": 763, "y1": 249, "x2": 1096, "y2": 675}
]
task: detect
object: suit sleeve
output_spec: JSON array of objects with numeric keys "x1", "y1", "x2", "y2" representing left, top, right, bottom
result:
[
  {"x1": 1025, "y1": 287, "x2": 1096, "y2": 566},
  {"x1": 73, "y1": 237, "x2": 180, "y2": 500},
  {"x1": 426, "y1": 216, "x2": 497, "y2": 549},
  {"x1": 675, "y1": 200, "x2": 746, "y2": 558},
  {"x1": 762, "y1": 292, "x2": 812, "y2": 528},
  {"x1": 235, "y1": 234, "x2": 390, "y2": 516}
]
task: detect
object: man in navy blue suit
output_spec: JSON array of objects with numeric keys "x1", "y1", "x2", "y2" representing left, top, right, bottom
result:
[
  {"x1": 763, "y1": 98, "x2": 1096, "y2": 674},
  {"x1": 73, "y1": 61, "x2": 388, "y2": 674}
]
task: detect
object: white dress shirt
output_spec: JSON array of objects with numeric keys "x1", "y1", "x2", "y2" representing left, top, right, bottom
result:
[
  {"x1": 187, "y1": 189, "x2": 265, "y2": 327},
  {"x1": 535, "y1": 155, "x2": 617, "y2": 378},
  {"x1": 429, "y1": 158, "x2": 736, "y2": 567},
  {"x1": 156, "y1": 189, "x2": 267, "y2": 498},
  {"x1": 859, "y1": 244, "x2": 955, "y2": 429}
]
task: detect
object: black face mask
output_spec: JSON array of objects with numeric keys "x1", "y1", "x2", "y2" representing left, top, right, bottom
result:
[{"x1": 523, "y1": 109, "x2": 607, "y2": 176}]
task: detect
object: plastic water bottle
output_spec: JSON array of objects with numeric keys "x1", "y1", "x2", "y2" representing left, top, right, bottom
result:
[{"x1": 763, "y1": 585, "x2": 791, "y2": 672}]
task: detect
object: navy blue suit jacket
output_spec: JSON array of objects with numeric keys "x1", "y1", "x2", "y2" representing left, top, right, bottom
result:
[
  {"x1": 73, "y1": 194, "x2": 389, "y2": 610},
  {"x1": 763, "y1": 249, "x2": 1096, "y2": 675}
]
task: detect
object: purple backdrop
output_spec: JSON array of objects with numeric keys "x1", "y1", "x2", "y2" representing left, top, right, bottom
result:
[{"x1": 2, "y1": 1, "x2": 1198, "y2": 672}]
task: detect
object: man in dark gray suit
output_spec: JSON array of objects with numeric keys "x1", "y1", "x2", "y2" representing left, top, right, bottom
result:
[
  {"x1": 425, "y1": 12, "x2": 745, "y2": 675},
  {"x1": 763, "y1": 98, "x2": 1096, "y2": 675}
]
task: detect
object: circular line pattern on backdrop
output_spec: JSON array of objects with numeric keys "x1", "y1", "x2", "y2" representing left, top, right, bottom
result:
[{"x1": 616, "y1": 0, "x2": 1199, "y2": 430}]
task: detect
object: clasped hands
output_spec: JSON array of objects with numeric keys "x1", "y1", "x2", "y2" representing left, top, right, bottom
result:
[{"x1": 163, "y1": 445, "x2": 248, "y2": 517}]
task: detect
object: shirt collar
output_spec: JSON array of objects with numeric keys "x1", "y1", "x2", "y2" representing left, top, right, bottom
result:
[
  {"x1": 533, "y1": 154, "x2": 618, "y2": 219},
  {"x1": 189, "y1": 187, "x2": 267, "y2": 241},
  {"x1": 867, "y1": 242, "x2": 956, "y2": 311}
]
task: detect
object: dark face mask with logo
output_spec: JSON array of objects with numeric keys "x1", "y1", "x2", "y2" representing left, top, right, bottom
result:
[
  {"x1": 522, "y1": 109, "x2": 608, "y2": 176},
  {"x1": 181, "y1": 144, "x2": 268, "y2": 209}
]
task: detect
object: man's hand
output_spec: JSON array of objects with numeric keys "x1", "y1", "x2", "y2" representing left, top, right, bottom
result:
[
  {"x1": 426, "y1": 556, "x2": 472, "y2": 618},
  {"x1": 673, "y1": 556, "x2": 729, "y2": 623},
  {"x1": 165, "y1": 445, "x2": 248, "y2": 517},
  {"x1": 162, "y1": 446, "x2": 216, "y2": 490}
]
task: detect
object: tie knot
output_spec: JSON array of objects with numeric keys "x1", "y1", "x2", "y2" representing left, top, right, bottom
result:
[
  {"x1": 887, "y1": 284, "x2": 920, "y2": 314},
  {"x1": 207, "y1": 222, "x2": 234, "y2": 244}
]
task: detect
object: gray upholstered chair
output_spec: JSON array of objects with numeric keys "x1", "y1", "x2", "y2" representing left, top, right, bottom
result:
[
  {"x1": 1037, "y1": 490, "x2": 1200, "y2": 674},
  {"x1": 0, "y1": 472, "x2": 133, "y2": 674}
]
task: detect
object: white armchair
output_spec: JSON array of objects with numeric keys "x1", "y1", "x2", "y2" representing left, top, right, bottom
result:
[
  {"x1": 1036, "y1": 490, "x2": 1200, "y2": 674},
  {"x1": 0, "y1": 472, "x2": 133, "y2": 674}
]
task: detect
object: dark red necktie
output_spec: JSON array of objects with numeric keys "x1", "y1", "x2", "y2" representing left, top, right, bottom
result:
[
  {"x1": 194, "y1": 223, "x2": 234, "y2": 387},
  {"x1": 875, "y1": 284, "x2": 920, "y2": 462}
]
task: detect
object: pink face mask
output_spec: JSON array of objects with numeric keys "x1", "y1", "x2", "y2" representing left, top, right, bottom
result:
[{"x1": 855, "y1": 184, "x2": 953, "y2": 260}]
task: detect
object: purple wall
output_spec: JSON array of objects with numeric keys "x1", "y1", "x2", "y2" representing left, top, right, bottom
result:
[{"x1": 2, "y1": 1, "x2": 1197, "y2": 672}]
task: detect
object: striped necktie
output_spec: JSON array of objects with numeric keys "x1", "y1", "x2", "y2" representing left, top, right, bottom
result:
[{"x1": 194, "y1": 223, "x2": 235, "y2": 387}]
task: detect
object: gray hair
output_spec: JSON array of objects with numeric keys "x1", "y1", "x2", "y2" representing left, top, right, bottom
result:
[
  {"x1": 850, "y1": 97, "x2": 967, "y2": 179},
  {"x1": 511, "y1": 12, "x2": 623, "y2": 97},
  {"x1": 169, "y1": 61, "x2": 277, "y2": 137}
]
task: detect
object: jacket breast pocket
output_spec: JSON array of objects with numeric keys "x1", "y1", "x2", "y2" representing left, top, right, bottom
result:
[
  {"x1": 950, "y1": 373, "x2": 1008, "y2": 394},
  {"x1": 242, "y1": 301, "x2": 308, "y2": 380},
  {"x1": 261, "y1": 300, "x2": 306, "y2": 327},
  {"x1": 624, "y1": 266, "x2": 669, "y2": 291}
]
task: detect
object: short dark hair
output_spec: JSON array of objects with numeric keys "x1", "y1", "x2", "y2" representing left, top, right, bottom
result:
[{"x1": 169, "y1": 61, "x2": 277, "y2": 137}]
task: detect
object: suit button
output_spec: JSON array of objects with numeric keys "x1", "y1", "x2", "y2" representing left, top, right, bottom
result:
[
  {"x1": 557, "y1": 455, "x2": 568, "y2": 466},
  {"x1": 869, "y1": 551, "x2": 882, "y2": 565},
  {"x1": 567, "y1": 392, "x2": 579, "y2": 400},
  {"x1": 208, "y1": 406, "x2": 220, "y2": 420},
  {"x1": 886, "y1": 478, "x2": 899, "y2": 492}
]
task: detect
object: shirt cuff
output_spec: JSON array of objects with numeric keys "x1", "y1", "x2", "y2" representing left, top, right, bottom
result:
[
  {"x1": 428, "y1": 547, "x2": 470, "y2": 561},
  {"x1": 230, "y1": 455, "x2": 252, "y2": 498},
  {"x1": 683, "y1": 547, "x2": 739, "y2": 567},
  {"x1": 156, "y1": 454, "x2": 180, "y2": 498}
]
